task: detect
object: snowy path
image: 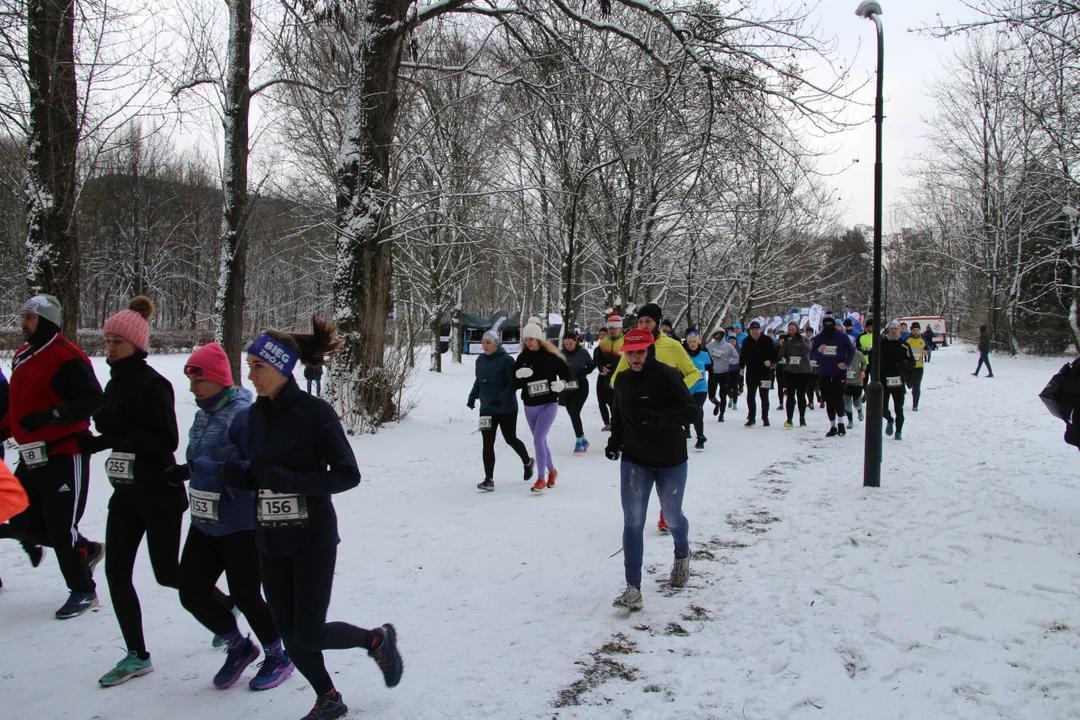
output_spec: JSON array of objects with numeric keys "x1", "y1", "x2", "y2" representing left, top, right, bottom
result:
[{"x1": 1, "y1": 345, "x2": 1079, "y2": 719}]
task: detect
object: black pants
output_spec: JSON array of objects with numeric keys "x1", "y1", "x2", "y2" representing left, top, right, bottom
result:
[
  {"x1": 906, "y1": 368, "x2": 924, "y2": 408},
  {"x1": 686, "y1": 391, "x2": 707, "y2": 438},
  {"x1": 731, "y1": 371, "x2": 744, "y2": 398},
  {"x1": 480, "y1": 413, "x2": 530, "y2": 480},
  {"x1": 774, "y1": 372, "x2": 786, "y2": 408},
  {"x1": 745, "y1": 374, "x2": 771, "y2": 422},
  {"x1": 179, "y1": 527, "x2": 277, "y2": 645},
  {"x1": 708, "y1": 373, "x2": 729, "y2": 419},
  {"x1": 882, "y1": 386, "x2": 906, "y2": 432},
  {"x1": 7, "y1": 452, "x2": 95, "y2": 593},
  {"x1": 785, "y1": 374, "x2": 810, "y2": 422},
  {"x1": 596, "y1": 374, "x2": 614, "y2": 425},
  {"x1": 561, "y1": 383, "x2": 589, "y2": 438},
  {"x1": 260, "y1": 542, "x2": 374, "y2": 695},
  {"x1": 820, "y1": 375, "x2": 847, "y2": 423},
  {"x1": 105, "y1": 493, "x2": 184, "y2": 653}
]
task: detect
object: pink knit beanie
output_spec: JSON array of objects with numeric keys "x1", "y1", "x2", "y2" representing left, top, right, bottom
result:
[
  {"x1": 103, "y1": 296, "x2": 154, "y2": 352},
  {"x1": 185, "y1": 342, "x2": 234, "y2": 387}
]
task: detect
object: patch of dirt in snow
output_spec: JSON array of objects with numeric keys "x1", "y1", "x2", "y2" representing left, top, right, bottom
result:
[{"x1": 553, "y1": 633, "x2": 641, "y2": 708}]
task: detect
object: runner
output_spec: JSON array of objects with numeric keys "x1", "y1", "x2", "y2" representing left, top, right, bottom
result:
[
  {"x1": 844, "y1": 345, "x2": 868, "y2": 427},
  {"x1": 560, "y1": 332, "x2": 595, "y2": 455},
  {"x1": 905, "y1": 322, "x2": 928, "y2": 411},
  {"x1": 880, "y1": 321, "x2": 917, "y2": 441},
  {"x1": 777, "y1": 322, "x2": 811, "y2": 428},
  {"x1": 592, "y1": 314, "x2": 624, "y2": 433},
  {"x1": 468, "y1": 331, "x2": 534, "y2": 492},
  {"x1": 705, "y1": 332, "x2": 738, "y2": 423},
  {"x1": 682, "y1": 331, "x2": 711, "y2": 449},
  {"x1": 514, "y1": 319, "x2": 569, "y2": 493},
  {"x1": 604, "y1": 329, "x2": 697, "y2": 611},
  {"x1": 0, "y1": 295, "x2": 104, "y2": 619},
  {"x1": 739, "y1": 321, "x2": 776, "y2": 428},
  {"x1": 810, "y1": 315, "x2": 855, "y2": 438},
  {"x1": 221, "y1": 319, "x2": 402, "y2": 720},
  {"x1": 89, "y1": 298, "x2": 187, "y2": 687},
  {"x1": 174, "y1": 341, "x2": 293, "y2": 691}
]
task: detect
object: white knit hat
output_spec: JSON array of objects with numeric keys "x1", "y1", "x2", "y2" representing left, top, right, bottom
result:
[{"x1": 522, "y1": 323, "x2": 544, "y2": 341}]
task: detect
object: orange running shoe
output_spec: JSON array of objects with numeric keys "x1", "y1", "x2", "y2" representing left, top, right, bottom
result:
[
  {"x1": 546, "y1": 469, "x2": 558, "y2": 489},
  {"x1": 530, "y1": 478, "x2": 547, "y2": 493}
]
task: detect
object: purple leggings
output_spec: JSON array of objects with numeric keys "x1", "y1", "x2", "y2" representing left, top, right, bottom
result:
[{"x1": 524, "y1": 402, "x2": 559, "y2": 475}]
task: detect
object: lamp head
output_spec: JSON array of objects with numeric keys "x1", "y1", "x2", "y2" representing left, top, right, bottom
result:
[{"x1": 855, "y1": 1, "x2": 883, "y2": 18}]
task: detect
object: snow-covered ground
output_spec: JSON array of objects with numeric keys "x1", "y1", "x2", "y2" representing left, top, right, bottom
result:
[{"x1": 2, "y1": 344, "x2": 1079, "y2": 719}]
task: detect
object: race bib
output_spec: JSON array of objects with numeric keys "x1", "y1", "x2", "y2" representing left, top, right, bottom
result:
[
  {"x1": 810, "y1": 360, "x2": 819, "y2": 368},
  {"x1": 711, "y1": 350, "x2": 724, "y2": 359},
  {"x1": 105, "y1": 451, "x2": 136, "y2": 485},
  {"x1": 565, "y1": 380, "x2": 579, "y2": 390},
  {"x1": 189, "y1": 488, "x2": 220, "y2": 525},
  {"x1": 847, "y1": 370, "x2": 856, "y2": 380},
  {"x1": 788, "y1": 357, "x2": 801, "y2": 366},
  {"x1": 19, "y1": 441, "x2": 48, "y2": 469},
  {"x1": 823, "y1": 346, "x2": 837, "y2": 356},
  {"x1": 256, "y1": 491, "x2": 309, "y2": 528},
  {"x1": 697, "y1": 370, "x2": 705, "y2": 382},
  {"x1": 760, "y1": 380, "x2": 773, "y2": 390},
  {"x1": 886, "y1": 376, "x2": 902, "y2": 387},
  {"x1": 527, "y1": 380, "x2": 549, "y2": 397},
  {"x1": 479, "y1": 416, "x2": 493, "y2": 430}
]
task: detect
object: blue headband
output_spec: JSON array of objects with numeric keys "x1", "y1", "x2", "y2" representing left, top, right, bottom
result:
[{"x1": 247, "y1": 334, "x2": 298, "y2": 377}]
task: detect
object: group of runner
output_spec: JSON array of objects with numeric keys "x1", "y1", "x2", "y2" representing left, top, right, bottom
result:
[{"x1": 0, "y1": 295, "x2": 401, "y2": 720}]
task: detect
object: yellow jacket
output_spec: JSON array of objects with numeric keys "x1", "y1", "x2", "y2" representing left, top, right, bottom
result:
[
  {"x1": 906, "y1": 337, "x2": 927, "y2": 368},
  {"x1": 612, "y1": 334, "x2": 699, "y2": 388}
]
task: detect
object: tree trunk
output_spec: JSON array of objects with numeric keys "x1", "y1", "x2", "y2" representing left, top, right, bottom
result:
[
  {"x1": 328, "y1": 0, "x2": 410, "y2": 431},
  {"x1": 214, "y1": 0, "x2": 252, "y2": 384},
  {"x1": 429, "y1": 310, "x2": 442, "y2": 372},
  {"x1": 25, "y1": 0, "x2": 79, "y2": 339}
]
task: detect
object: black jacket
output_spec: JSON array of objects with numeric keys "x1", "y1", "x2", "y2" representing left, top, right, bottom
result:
[
  {"x1": 90, "y1": 354, "x2": 184, "y2": 511},
  {"x1": 979, "y1": 331, "x2": 991, "y2": 354},
  {"x1": 879, "y1": 337, "x2": 916, "y2": 383},
  {"x1": 740, "y1": 334, "x2": 776, "y2": 377},
  {"x1": 778, "y1": 334, "x2": 811, "y2": 375},
  {"x1": 246, "y1": 377, "x2": 361, "y2": 556},
  {"x1": 513, "y1": 347, "x2": 570, "y2": 406},
  {"x1": 609, "y1": 357, "x2": 697, "y2": 468}
]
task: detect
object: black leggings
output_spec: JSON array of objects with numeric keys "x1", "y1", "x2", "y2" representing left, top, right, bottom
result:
[
  {"x1": 686, "y1": 391, "x2": 707, "y2": 438},
  {"x1": 480, "y1": 413, "x2": 531, "y2": 480},
  {"x1": 105, "y1": 493, "x2": 183, "y2": 654},
  {"x1": 820, "y1": 375, "x2": 847, "y2": 423},
  {"x1": 596, "y1": 375, "x2": 614, "y2": 425},
  {"x1": 906, "y1": 368, "x2": 924, "y2": 407},
  {"x1": 179, "y1": 526, "x2": 277, "y2": 646},
  {"x1": 708, "y1": 373, "x2": 729, "y2": 418},
  {"x1": 561, "y1": 384, "x2": 589, "y2": 438},
  {"x1": 7, "y1": 453, "x2": 95, "y2": 593},
  {"x1": 260, "y1": 542, "x2": 374, "y2": 695},
  {"x1": 785, "y1": 374, "x2": 810, "y2": 422},
  {"x1": 882, "y1": 386, "x2": 906, "y2": 432}
]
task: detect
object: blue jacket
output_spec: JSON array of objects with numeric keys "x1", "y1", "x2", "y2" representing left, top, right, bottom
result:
[
  {"x1": 736, "y1": 331, "x2": 748, "y2": 347},
  {"x1": 810, "y1": 329, "x2": 856, "y2": 377},
  {"x1": 185, "y1": 386, "x2": 255, "y2": 536},
  {"x1": 685, "y1": 346, "x2": 711, "y2": 394},
  {"x1": 468, "y1": 347, "x2": 519, "y2": 415}
]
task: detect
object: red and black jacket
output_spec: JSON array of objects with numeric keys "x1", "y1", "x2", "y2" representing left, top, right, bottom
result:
[{"x1": 1, "y1": 327, "x2": 104, "y2": 456}]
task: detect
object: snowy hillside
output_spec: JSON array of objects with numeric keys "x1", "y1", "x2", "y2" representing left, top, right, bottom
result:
[{"x1": 1, "y1": 344, "x2": 1079, "y2": 720}]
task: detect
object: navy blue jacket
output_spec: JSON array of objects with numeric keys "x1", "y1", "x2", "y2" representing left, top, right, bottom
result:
[
  {"x1": 246, "y1": 377, "x2": 361, "y2": 556},
  {"x1": 468, "y1": 347, "x2": 519, "y2": 415},
  {"x1": 185, "y1": 386, "x2": 255, "y2": 536},
  {"x1": 810, "y1": 329, "x2": 856, "y2": 377}
]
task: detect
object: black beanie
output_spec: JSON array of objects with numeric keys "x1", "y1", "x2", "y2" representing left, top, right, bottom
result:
[
  {"x1": 563, "y1": 330, "x2": 578, "y2": 341},
  {"x1": 638, "y1": 303, "x2": 662, "y2": 324}
]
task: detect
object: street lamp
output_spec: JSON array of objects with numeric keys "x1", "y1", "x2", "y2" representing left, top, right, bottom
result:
[
  {"x1": 857, "y1": 0, "x2": 884, "y2": 488},
  {"x1": 861, "y1": 252, "x2": 888, "y2": 322}
]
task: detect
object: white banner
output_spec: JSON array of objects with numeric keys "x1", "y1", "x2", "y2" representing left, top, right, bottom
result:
[{"x1": 808, "y1": 304, "x2": 823, "y2": 333}]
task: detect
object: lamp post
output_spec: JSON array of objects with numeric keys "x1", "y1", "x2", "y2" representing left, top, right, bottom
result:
[
  {"x1": 857, "y1": 0, "x2": 884, "y2": 488},
  {"x1": 861, "y1": 253, "x2": 888, "y2": 322}
]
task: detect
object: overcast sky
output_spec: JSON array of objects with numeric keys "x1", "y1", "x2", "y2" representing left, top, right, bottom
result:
[{"x1": 811, "y1": 0, "x2": 984, "y2": 231}]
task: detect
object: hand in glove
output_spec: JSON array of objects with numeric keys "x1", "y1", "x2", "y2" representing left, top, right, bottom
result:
[
  {"x1": 19, "y1": 408, "x2": 60, "y2": 434},
  {"x1": 163, "y1": 464, "x2": 190, "y2": 486},
  {"x1": 551, "y1": 379, "x2": 566, "y2": 393},
  {"x1": 94, "y1": 409, "x2": 126, "y2": 440},
  {"x1": 604, "y1": 442, "x2": 621, "y2": 461},
  {"x1": 218, "y1": 460, "x2": 255, "y2": 492},
  {"x1": 467, "y1": 398, "x2": 476, "y2": 410},
  {"x1": 515, "y1": 367, "x2": 533, "y2": 379}
]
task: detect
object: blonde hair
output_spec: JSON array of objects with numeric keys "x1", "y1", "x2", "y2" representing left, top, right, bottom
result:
[{"x1": 524, "y1": 336, "x2": 565, "y2": 361}]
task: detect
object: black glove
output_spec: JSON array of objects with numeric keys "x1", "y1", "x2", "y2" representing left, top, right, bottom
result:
[
  {"x1": 93, "y1": 409, "x2": 126, "y2": 440},
  {"x1": 218, "y1": 460, "x2": 255, "y2": 492},
  {"x1": 605, "y1": 443, "x2": 621, "y2": 461},
  {"x1": 467, "y1": 398, "x2": 476, "y2": 410},
  {"x1": 19, "y1": 408, "x2": 59, "y2": 434},
  {"x1": 163, "y1": 464, "x2": 189, "y2": 486}
]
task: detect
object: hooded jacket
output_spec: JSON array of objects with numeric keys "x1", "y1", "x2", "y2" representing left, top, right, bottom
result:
[
  {"x1": 609, "y1": 356, "x2": 698, "y2": 468},
  {"x1": 778, "y1": 333, "x2": 812, "y2": 375},
  {"x1": 562, "y1": 345, "x2": 596, "y2": 386},
  {"x1": 185, "y1": 386, "x2": 255, "y2": 536},
  {"x1": 879, "y1": 336, "x2": 917, "y2": 387},
  {"x1": 978, "y1": 328, "x2": 991, "y2": 354},
  {"x1": 810, "y1": 327, "x2": 856, "y2": 377},
  {"x1": 705, "y1": 339, "x2": 738, "y2": 374},
  {"x1": 468, "y1": 346, "x2": 519, "y2": 415}
]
